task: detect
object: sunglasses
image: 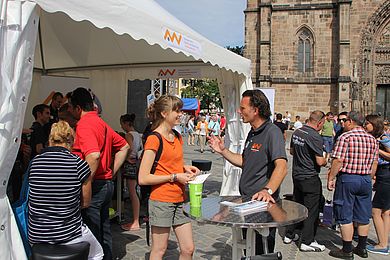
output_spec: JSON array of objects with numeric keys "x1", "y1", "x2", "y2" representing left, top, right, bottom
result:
[{"x1": 338, "y1": 118, "x2": 347, "y2": 123}]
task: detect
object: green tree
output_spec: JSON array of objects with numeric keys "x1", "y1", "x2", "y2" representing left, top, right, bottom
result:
[
  {"x1": 181, "y1": 79, "x2": 222, "y2": 112},
  {"x1": 226, "y1": 45, "x2": 244, "y2": 56}
]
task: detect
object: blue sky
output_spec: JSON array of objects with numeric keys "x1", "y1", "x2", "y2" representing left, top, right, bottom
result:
[{"x1": 155, "y1": 0, "x2": 246, "y2": 47}]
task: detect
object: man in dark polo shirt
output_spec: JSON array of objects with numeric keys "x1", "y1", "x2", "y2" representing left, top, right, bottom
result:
[
  {"x1": 328, "y1": 111, "x2": 379, "y2": 259},
  {"x1": 68, "y1": 87, "x2": 129, "y2": 260},
  {"x1": 283, "y1": 110, "x2": 327, "y2": 252},
  {"x1": 209, "y1": 89, "x2": 287, "y2": 255},
  {"x1": 30, "y1": 104, "x2": 51, "y2": 158},
  {"x1": 274, "y1": 113, "x2": 288, "y2": 141}
]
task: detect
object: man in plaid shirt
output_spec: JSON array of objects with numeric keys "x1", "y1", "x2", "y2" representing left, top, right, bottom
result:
[{"x1": 327, "y1": 111, "x2": 379, "y2": 259}]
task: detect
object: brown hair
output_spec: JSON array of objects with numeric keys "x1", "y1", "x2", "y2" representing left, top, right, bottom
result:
[
  {"x1": 365, "y1": 114, "x2": 384, "y2": 138},
  {"x1": 120, "y1": 113, "x2": 136, "y2": 127},
  {"x1": 146, "y1": 95, "x2": 183, "y2": 130},
  {"x1": 49, "y1": 121, "x2": 75, "y2": 149}
]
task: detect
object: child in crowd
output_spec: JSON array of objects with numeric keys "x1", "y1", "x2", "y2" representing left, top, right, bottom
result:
[{"x1": 138, "y1": 95, "x2": 199, "y2": 260}]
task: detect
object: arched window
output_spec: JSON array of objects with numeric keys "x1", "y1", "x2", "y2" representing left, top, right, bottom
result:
[{"x1": 297, "y1": 28, "x2": 314, "y2": 73}]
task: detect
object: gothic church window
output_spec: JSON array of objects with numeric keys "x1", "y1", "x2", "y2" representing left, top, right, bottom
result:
[{"x1": 297, "y1": 28, "x2": 314, "y2": 73}]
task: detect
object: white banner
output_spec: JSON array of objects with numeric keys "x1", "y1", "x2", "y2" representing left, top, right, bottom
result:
[{"x1": 162, "y1": 27, "x2": 202, "y2": 56}]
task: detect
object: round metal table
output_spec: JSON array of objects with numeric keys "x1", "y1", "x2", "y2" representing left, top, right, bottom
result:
[{"x1": 183, "y1": 196, "x2": 308, "y2": 259}]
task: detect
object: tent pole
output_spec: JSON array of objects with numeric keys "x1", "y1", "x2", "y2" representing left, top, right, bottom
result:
[{"x1": 38, "y1": 20, "x2": 47, "y2": 75}]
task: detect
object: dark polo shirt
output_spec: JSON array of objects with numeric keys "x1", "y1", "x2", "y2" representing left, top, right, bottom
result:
[
  {"x1": 290, "y1": 125, "x2": 323, "y2": 180},
  {"x1": 30, "y1": 121, "x2": 48, "y2": 159},
  {"x1": 240, "y1": 120, "x2": 287, "y2": 198}
]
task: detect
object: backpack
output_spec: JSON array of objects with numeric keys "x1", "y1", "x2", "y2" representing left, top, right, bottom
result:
[
  {"x1": 12, "y1": 162, "x2": 32, "y2": 257},
  {"x1": 138, "y1": 129, "x2": 180, "y2": 245}
]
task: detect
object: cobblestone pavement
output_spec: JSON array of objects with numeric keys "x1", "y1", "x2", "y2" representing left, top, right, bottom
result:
[{"x1": 112, "y1": 131, "x2": 389, "y2": 260}]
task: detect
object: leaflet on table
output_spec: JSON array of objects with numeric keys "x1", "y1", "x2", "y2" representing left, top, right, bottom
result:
[
  {"x1": 188, "y1": 173, "x2": 210, "y2": 184},
  {"x1": 220, "y1": 200, "x2": 268, "y2": 214}
]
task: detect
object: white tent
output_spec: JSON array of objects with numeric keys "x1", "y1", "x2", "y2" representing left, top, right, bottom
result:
[{"x1": 0, "y1": 0, "x2": 251, "y2": 258}]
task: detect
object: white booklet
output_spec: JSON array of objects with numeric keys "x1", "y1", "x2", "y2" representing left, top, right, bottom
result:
[
  {"x1": 221, "y1": 200, "x2": 268, "y2": 215},
  {"x1": 188, "y1": 173, "x2": 210, "y2": 184}
]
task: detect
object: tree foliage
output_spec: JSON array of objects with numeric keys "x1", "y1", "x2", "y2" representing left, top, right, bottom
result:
[
  {"x1": 181, "y1": 79, "x2": 222, "y2": 112},
  {"x1": 226, "y1": 45, "x2": 244, "y2": 56}
]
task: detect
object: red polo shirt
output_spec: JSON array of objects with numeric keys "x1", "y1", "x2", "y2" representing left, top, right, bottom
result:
[{"x1": 72, "y1": 111, "x2": 127, "y2": 180}]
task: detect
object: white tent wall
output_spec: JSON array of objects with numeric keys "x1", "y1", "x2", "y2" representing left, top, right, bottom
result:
[
  {"x1": 218, "y1": 71, "x2": 252, "y2": 195},
  {"x1": 25, "y1": 69, "x2": 128, "y2": 130},
  {"x1": 0, "y1": 2, "x2": 38, "y2": 259},
  {"x1": 26, "y1": 65, "x2": 251, "y2": 136}
]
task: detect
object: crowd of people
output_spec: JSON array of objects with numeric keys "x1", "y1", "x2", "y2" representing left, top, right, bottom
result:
[
  {"x1": 7, "y1": 87, "x2": 390, "y2": 259},
  {"x1": 175, "y1": 112, "x2": 226, "y2": 153},
  {"x1": 270, "y1": 108, "x2": 389, "y2": 258}
]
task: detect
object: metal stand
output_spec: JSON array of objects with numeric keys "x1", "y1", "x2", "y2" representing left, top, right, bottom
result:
[
  {"x1": 231, "y1": 227, "x2": 270, "y2": 259},
  {"x1": 256, "y1": 227, "x2": 269, "y2": 254}
]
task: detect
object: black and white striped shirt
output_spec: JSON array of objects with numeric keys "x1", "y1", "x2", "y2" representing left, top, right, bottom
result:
[{"x1": 28, "y1": 146, "x2": 90, "y2": 244}]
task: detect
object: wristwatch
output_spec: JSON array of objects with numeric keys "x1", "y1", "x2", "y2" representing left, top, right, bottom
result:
[
  {"x1": 263, "y1": 187, "x2": 273, "y2": 195},
  {"x1": 170, "y1": 174, "x2": 177, "y2": 183}
]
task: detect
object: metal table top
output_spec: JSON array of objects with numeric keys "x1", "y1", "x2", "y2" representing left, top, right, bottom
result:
[{"x1": 183, "y1": 196, "x2": 308, "y2": 229}]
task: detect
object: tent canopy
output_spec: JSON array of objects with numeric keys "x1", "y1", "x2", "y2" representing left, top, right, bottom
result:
[
  {"x1": 34, "y1": 0, "x2": 251, "y2": 76},
  {"x1": 1, "y1": 1, "x2": 252, "y2": 259}
]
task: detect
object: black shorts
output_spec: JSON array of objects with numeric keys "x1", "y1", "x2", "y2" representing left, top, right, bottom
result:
[
  {"x1": 122, "y1": 161, "x2": 137, "y2": 180},
  {"x1": 372, "y1": 166, "x2": 390, "y2": 210}
]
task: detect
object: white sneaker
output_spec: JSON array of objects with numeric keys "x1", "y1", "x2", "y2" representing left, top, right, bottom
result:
[
  {"x1": 283, "y1": 234, "x2": 299, "y2": 244},
  {"x1": 300, "y1": 241, "x2": 325, "y2": 252}
]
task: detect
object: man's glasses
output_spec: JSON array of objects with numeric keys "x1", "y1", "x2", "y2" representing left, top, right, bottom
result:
[{"x1": 338, "y1": 118, "x2": 347, "y2": 123}]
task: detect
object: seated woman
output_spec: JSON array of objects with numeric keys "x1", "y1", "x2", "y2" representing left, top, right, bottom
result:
[{"x1": 28, "y1": 121, "x2": 103, "y2": 260}]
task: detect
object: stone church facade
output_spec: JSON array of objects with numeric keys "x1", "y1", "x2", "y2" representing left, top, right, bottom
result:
[{"x1": 244, "y1": 0, "x2": 390, "y2": 120}]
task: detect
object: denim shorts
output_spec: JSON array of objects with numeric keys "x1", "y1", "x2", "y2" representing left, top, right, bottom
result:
[
  {"x1": 122, "y1": 161, "x2": 137, "y2": 180},
  {"x1": 322, "y1": 136, "x2": 334, "y2": 153},
  {"x1": 148, "y1": 200, "x2": 190, "y2": 227},
  {"x1": 333, "y1": 174, "x2": 372, "y2": 225}
]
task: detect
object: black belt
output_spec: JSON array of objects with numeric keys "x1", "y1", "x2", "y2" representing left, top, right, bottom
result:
[{"x1": 339, "y1": 172, "x2": 371, "y2": 176}]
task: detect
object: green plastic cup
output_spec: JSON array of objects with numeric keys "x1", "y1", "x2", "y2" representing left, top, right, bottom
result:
[
  {"x1": 190, "y1": 205, "x2": 202, "y2": 218},
  {"x1": 189, "y1": 183, "x2": 203, "y2": 208}
]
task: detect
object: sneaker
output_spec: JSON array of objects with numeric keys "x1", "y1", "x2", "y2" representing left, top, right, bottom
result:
[
  {"x1": 329, "y1": 248, "x2": 353, "y2": 259},
  {"x1": 352, "y1": 247, "x2": 368, "y2": 258},
  {"x1": 300, "y1": 241, "x2": 325, "y2": 252},
  {"x1": 283, "y1": 234, "x2": 299, "y2": 244},
  {"x1": 366, "y1": 245, "x2": 389, "y2": 256}
]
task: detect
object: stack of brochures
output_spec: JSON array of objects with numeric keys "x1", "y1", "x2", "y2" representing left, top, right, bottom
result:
[{"x1": 221, "y1": 200, "x2": 268, "y2": 215}]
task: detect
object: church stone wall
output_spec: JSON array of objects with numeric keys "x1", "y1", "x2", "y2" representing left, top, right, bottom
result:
[
  {"x1": 274, "y1": 83, "x2": 337, "y2": 119},
  {"x1": 271, "y1": 8, "x2": 337, "y2": 78},
  {"x1": 350, "y1": 0, "x2": 386, "y2": 65},
  {"x1": 245, "y1": 0, "x2": 389, "y2": 117}
]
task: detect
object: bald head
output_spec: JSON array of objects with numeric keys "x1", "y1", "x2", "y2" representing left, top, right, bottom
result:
[
  {"x1": 307, "y1": 110, "x2": 325, "y2": 131},
  {"x1": 309, "y1": 110, "x2": 325, "y2": 123}
]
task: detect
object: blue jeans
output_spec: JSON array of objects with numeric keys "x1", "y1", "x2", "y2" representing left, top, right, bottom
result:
[
  {"x1": 82, "y1": 180, "x2": 114, "y2": 260},
  {"x1": 322, "y1": 136, "x2": 334, "y2": 153},
  {"x1": 333, "y1": 174, "x2": 372, "y2": 225}
]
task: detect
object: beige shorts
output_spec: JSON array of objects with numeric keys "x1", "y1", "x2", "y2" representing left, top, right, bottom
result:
[{"x1": 148, "y1": 200, "x2": 190, "y2": 227}]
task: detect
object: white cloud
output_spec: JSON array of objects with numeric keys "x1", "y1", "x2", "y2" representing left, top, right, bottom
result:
[{"x1": 155, "y1": 0, "x2": 246, "y2": 47}]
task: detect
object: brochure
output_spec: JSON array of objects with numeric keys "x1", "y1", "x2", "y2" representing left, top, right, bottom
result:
[
  {"x1": 221, "y1": 200, "x2": 268, "y2": 215},
  {"x1": 188, "y1": 173, "x2": 210, "y2": 184}
]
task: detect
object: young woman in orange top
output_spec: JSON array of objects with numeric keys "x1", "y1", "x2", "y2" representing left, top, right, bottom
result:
[{"x1": 138, "y1": 95, "x2": 200, "y2": 260}]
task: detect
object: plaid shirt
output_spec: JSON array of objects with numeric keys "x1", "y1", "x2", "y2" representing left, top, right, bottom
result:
[{"x1": 332, "y1": 127, "x2": 379, "y2": 175}]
